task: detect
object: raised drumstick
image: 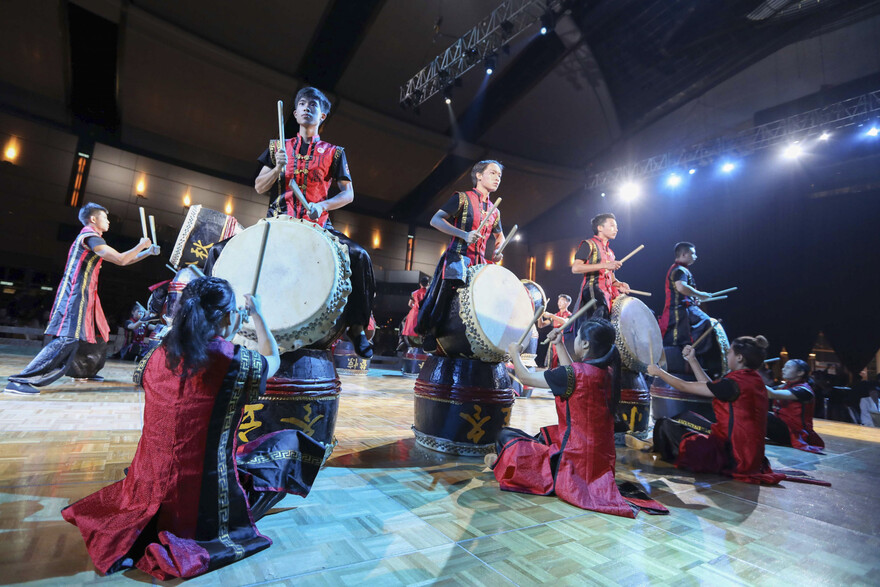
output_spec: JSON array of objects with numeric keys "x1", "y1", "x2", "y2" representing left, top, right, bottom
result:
[
  {"x1": 252, "y1": 220, "x2": 272, "y2": 295},
  {"x1": 148, "y1": 215, "x2": 158, "y2": 245},
  {"x1": 539, "y1": 299, "x2": 597, "y2": 345},
  {"x1": 700, "y1": 295, "x2": 727, "y2": 303},
  {"x1": 475, "y1": 197, "x2": 502, "y2": 233},
  {"x1": 710, "y1": 287, "x2": 737, "y2": 297},
  {"x1": 692, "y1": 319, "x2": 720, "y2": 348},
  {"x1": 627, "y1": 289, "x2": 652, "y2": 297},
  {"x1": 277, "y1": 100, "x2": 285, "y2": 144},
  {"x1": 618, "y1": 244, "x2": 644, "y2": 264},
  {"x1": 764, "y1": 357, "x2": 781, "y2": 363},
  {"x1": 495, "y1": 224, "x2": 517, "y2": 257},
  {"x1": 138, "y1": 207, "x2": 148, "y2": 240},
  {"x1": 516, "y1": 305, "x2": 544, "y2": 349}
]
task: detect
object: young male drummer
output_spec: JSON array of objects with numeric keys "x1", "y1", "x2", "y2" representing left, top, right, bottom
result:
[
  {"x1": 416, "y1": 160, "x2": 505, "y2": 352},
  {"x1": 571, "y1": 213, "x2": 630, "y2": 320},
  {"x1": 254, "y1": 87, "x2": 376, "y2": 358},
  {"x1": 658, "y1": 242, "x2": 713, "y2": 354},
  {"x1": 5, "y1": 203, "x2": 159, "y2": 395},
  {"x1": 539, "y1": 294, "x2": 572, "y2": 368}
]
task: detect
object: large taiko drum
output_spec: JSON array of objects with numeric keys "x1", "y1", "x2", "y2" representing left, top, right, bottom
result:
[
  {"x1": 519, "y1": 279, "x2": 546, "y2": 368},
  {"x1": 333, "y1": 323, "x2": 375, "y2": 375},
  {"x1": 650, "y1": 377, "x2": 715, "y2": 422},
  {"x1": 212, "y1": 217, "x2": 352, "y2": 353},
  {"x1": 434, "y1": 264, "x2": 534, "y2": 363},
  {"x1": 412, "y1": 355, "x2": 515, "y2": 456},
  {"x1": 170, "y1": 204, "x2": 242, "y2": 269},
  {"x1": 617, "y1": 370, "x2": 651, "y2": 435}
]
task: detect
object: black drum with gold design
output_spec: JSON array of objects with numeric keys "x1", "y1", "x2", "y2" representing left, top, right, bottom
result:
[
  {"x1": 333, "y1": 340, "x2": 371, "y2": 374},
  {"x1": 413, "y1": 355, "x2": 515, "y2": 456},
  {"x1": 402, "y1": 346, "x2": 428, "y2": 377},
  {"x1": 617, "y1": 369, "x2": 651, "y2": 435},
  {"x1": 650, "y1": 376, "x2": 715, "y2": 422}
]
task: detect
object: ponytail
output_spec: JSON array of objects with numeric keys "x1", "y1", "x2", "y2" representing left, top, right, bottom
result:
[{"x1": 163, "y1": 277, "x2": 235, "y2": 376}]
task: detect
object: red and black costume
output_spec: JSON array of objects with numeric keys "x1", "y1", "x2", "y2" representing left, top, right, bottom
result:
[
  {"x1": 62, "y1": 338, "x2": 324, "y2": 580},
  {"x1": 256, "y1": 135, "x2": 376, "y2": 329},
  {"x1": 767, "y1": 381, "x2": 824, "y2": 453},
  {"x1": 416, "y1": 190, "x2": 501, "y2": 337},
  {"x1": 401, "y1": 285, "x2": 428, "y2": 338},
  {"x1": 120, "y1": 317, "x2": 150, "y2": 361},
  {"x1": 653, "y1": 369, "x2": 786, "y2": 484},
  {"x1": 8, "y1": 227, "x2": 109, "y2": 388},
  {"x1": 573, "y1": 237, "x2": 619, "y2": 321},
  {"x1": 658, "y1": 263, "x2": 712, "y2": 353},
  {"x1": 492, "y1": 351, "x2": 666, "y2": 517},
  {"x1": 546, "y1": 308, "x2": 572, "y2": 369}
]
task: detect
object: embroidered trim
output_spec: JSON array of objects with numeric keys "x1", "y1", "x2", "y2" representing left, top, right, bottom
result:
[
  {"x1": 562, "y1": 365, "x2": 576, "y2": 400},
  {"x1": 132, "y1": 345, "x2": 160, "y2": 387}
]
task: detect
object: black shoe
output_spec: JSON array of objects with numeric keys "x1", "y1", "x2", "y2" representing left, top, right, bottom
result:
[
  {"x1": 423, "y1": 334, "x2": 438, "y2": 354},
  {"x1": 4, "y1": 381, "x2": 40, "y2": 395},
  {"x1": 350, "y1": 332, "x2": 374, "y2": 359}
]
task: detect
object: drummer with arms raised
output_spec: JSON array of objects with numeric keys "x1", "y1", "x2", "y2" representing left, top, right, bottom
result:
[
  {"x1": 255, "y1": 87, "x2": 376, "y2": 358},
  {"x1": 658, "y1": 242, "x2": 714, "y2": 356},
  {"x1": 416, "y1": 160, "x2": 505, "y2": 353},
  {"x1": 571, "y1": 213, "x2": 630, "y2": 321}
]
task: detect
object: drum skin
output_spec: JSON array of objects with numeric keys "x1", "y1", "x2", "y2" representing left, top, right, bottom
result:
[
  {"x1": 617, "y1": 369, "x2": 651, "y2": 434},
  {"x1": 412, "y1": 355, "x2": 515, "y2": 456},
  {"x1": 435, "y1": 264, "x2": 534, "y2": 363},
  {"x1": 610, "y1": 295, "x2": 663, "y2": 373},
  {"x1": 212, "y1": 217, "x2": 351, "y2": 353},
  {"x1": 333, "y1": 340, "x2": 370, "y2": 374},
  {"x1": 649, "y1": 376, "x2": 715, "y2": 422},
  {"x1": 237, "y1": 349, "x2": 341, "y2": 451}
]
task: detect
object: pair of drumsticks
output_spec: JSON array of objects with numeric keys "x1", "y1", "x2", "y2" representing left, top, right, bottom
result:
[{"x1": 138, "y1": 207, "x2": 158, "y2": 246}]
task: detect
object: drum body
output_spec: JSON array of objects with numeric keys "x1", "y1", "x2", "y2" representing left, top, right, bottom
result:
[
  {"x1": 701, "y1": 321, "x2": 730, "y2": 380},
  {"x1": 212, "y1": 217, "x2": 352, "y2": 353},
  {"x1": 333, "y1": 340, "x2": 370, "y2": 374},
  {"x1": 166, "y1": 265, "x2": 203, "y2": 319},
  {"x1": 68, "y1": 341, "x2": 108, "y2": 379},
  {"x1": 650, "y1": 377, "x2": 715, "y2": 422},
  {"x1": 413, "y1": 355, "x2": 515, "y2": 456},
  {"x1": 237, "y1": 349, "x2": 340, "y2": 452},
  {"x1": 401, "y1": 346, "x2": 428, "y2": 377},
  {"x1": 435, "y1": 264, "x2": 534, "y2": 363},
  {"x1": 520, "y1": 279, "x2": 547, "y2": 315},
  {"x1": 617, "y1": 370, "x2": 651, "y2": 435},
  {"x1": 171, "y1": 204, "x2": 241, "y2": 269},
  {"x1": 611, "y1": 295, "x2": 663, "y2": 373}
]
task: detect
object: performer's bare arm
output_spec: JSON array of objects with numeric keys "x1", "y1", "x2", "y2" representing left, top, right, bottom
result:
[
  {"x1": 255, "y1": 148, "x2": 288, "y2": 194},
  {"x1": 492, "y1": 229, "x2": 505, "y2": 261},
  {"x1": 507, "y1": 342, "x2": 550, "y2": 389},
  {"x1": 766, "y1": 386, "x2": 798, "y2": 400},
  {"x1": 547, "y1": 328, "x2": 573, "y2": 366},
  {"x1": 675, "y1": 281, "x2": 711, "y2": 300},
  {"x1": 682, "y1": 345, "x2": 711, "y2": 383},
  {"x1": 310, "y1": 179, "x2": 353, "y2": 218},
  {"x1": 245, "y1": 294, "x2": 280, "y2": 378},
  {"x1": 92, "y1": 239, "x2": 156, "y2": 266},
  {"x1": 647, "y1": 362, "x2": 715, "y2": 398},
  {"x1": 430, "y1": 209, "x2": 479, "y2": 244},
  {"x1": 571, "y1": 258, "x2": 621, "y2": 275}
]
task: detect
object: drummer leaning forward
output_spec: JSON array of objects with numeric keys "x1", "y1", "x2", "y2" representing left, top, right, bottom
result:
[
  {"x1": 255, "y1": 86, "x2": 376, "y2": 358},
  {"x1": 658, "y1": 241, "x2": 714, "y2": 355},
  {"x1": 571, "y1": 213, "x2": 631, "y2": 321},
  {"x1": 416, "y1": 160, "x2": 506, "y2": 354}
]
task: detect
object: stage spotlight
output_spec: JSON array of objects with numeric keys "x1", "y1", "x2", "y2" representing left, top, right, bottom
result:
[
  {"x1": 721, "y1": 162, "x2": 736, "y2": 173},
  {"x1": 619, "y1": 182, "x2": 640, "y2": 200},
  {"x1": 666, "y1": 173, "x2": 682, "y2": 187},
  {"x1": 442, "y1": 87, "x2": 453, "y2": 105},
  {"x1": 782, "y1": 143, "x2": 803, "y2": 159},
  {"x1": 540, "y1": 10, "x2": 556, "y2": 35},
  {"x1": 688, "y1": 168, "x2": 696, "y2": 175},
  {"x1": 600, "y1": 192, "x2": 606, "y2": 198},
  {"x1": 484, "y1": 55, "x2": 496, "y2": 75},
  {"x1": 819, "y1": 132, "x2": 831, "y2": 141},
  {"x1": 867, "y1": 126, "x2": 879, "y2": 137}
]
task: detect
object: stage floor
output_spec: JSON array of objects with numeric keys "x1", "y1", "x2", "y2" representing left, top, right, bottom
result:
[{"x1": 2, "y1": 351, "x2": 879, "y2": 586}]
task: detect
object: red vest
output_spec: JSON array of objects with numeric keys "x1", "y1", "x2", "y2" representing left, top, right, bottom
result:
[
  {"x1": 445, "y1": 190, "x2": 500, "y2": 265},
  {"x1": 577, "y1": 237, "x2": 618, "y2": 310},
  {"x1": 772, "y1": 382, "x2": 824, "y2": 452},
  {"x1": 658, "y1": 262, "x2": 694, "y2": 336},
  {"x1": 270, "y1": 135, "x2": 340, "y2": 227}
]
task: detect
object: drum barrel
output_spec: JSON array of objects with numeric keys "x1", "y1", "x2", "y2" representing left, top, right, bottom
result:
[
  {"x1": 237, "y1": 349, "x2": 341, "y2": 450},
  {"x1": 333, "y1": 340, "x2": 370, "y2": 375},
  {"x1": 401, "y1": 346, "x2": 427, "y2": 377},
  {"x1": 413, "y1": 355, "x2": 515, "y2": 456},
  {"x1": 617, "y1": 370, "x2": 651, "y2": 434},
  {"x1": 649, "y1": 375, "x2": 715, "y2": 422}
]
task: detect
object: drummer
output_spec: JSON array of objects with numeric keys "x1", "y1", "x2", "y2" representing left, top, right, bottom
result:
[
  {"x1": 416, "y1": 160, "x2": 505, "y2": 353},
  {"x1": 538, "y1": 293, "x2": 572, "y2": 368},
  {"x1": 401, "y1": 276, "x2": 430, "y2": 342},
  {"x1": 571, "y1": 213, "x2": 630, "y2": 321},
  {"x1": 254, "y1": 87, "x2": 376, "y2": 358},
  {"x1": 658, "y1": 242, "x2": 714, "y2": 354}
]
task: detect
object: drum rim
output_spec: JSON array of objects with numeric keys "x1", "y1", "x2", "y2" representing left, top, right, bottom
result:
[
  {"x1": 611, "y1": 294, "x2": 663, "y2": 374},
  {"x1": 170, "y1": 204, "x2": 202, "y2": 268},
  {"x1": 520, "y1": 278, "x2": 548, "y2": 312}
]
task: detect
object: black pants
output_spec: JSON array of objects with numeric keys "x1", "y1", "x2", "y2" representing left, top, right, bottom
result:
[
  {"x1": 330, "y1": 229, "x2": 376, "y2": 328},
  {"x1": 8, "y1": 336, "x2": 81, "y2": 387},
  {"x1": 652, "y1": 412, "x2": 713, "y2": 462},
  {"x1": 663, "y1": 305, "x2": 713, "y2": 354},
  {"x1": 765, "y1": 412, "x2": 792, "y2": 446}
]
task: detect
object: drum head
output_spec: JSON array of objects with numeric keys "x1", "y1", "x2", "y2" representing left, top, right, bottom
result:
[
  {"x1": 611, "y1": 295, "x2": 663, "y2": 373},
  {"x1": 465, "y1": 265, "x2": 535, "y2": 361},
  {"x1": 212, "y1": 218, "x2": 351, "y2": 351},
  {"x1": 520, "y1": 279, "x2": 547, "y2": 313}
]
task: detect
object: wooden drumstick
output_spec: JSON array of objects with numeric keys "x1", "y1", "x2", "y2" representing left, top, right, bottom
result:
[
  {"x1": 710, "y1": 286, "x2": 737, "y2": 297},
  {"x1": 251, "y1": 220, "x2": 271, "y2": 295},
  {"x1": 516, "y1": 305, "x2": 544, "y2": 349},
  {"x1": 692, "y1": 319, "x2": 720, "y2": 348},
  {"x1": 148, "y1": 215, "x2": 158, "y2": 245},
  {"x1": 495, "y1": 224, "x2": 517, "y2": 257},
  {"x1": 618, "y1": 244, "x2": 644, "y2": 265},
  {"x1": 139, "y1": 207, "x2": 148, "y2": 240},
  {"x1": 277, "y1": 100, "x2": 285, "y2": 144},
  {"x1": 289, "y1": 179, "x2": 316, "y2": 218},
  {"x1": 700, "y1": 295, "x2": 727, "y2": 303},
  {"x1": 764, "y1": 357, "x2": 781, "y2": 363},
  {"x1": 648, "y1": 338, "x2": 655, "y2": 366},
  {"x1": 539, "y1": 299, "x2": 597, "y2": 345},
  {"x1": 627, "y1": 289, "x2": 652, "y2": 297},
  {"x1": 475, "y1": 197, "x2": 502, "y2": 233}
]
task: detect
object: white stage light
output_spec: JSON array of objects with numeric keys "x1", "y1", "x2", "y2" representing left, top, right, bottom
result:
[
  {"x1": 819, "y1": 132, "x2": 831, "y2": 141},
  {"x1": 619, "y1": 182, "x2": 640, "y2": 200},
  {"x1": 867, "y1": 127, "x2": 879, "y2": 137},
  {"x1": 666, "y1": 173, "x2": 682, "y2": 187},
  {"x1": 721, "y1": 162, "x2": 736, "y2": 173},
  {"x1": 688, "y1": 168, "x2": 696, "y2": 175},
  {"x1": 782, "y1": 143, "x2": 803, "y2": 159}
]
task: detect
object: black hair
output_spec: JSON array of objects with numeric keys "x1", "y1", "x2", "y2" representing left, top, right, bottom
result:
[
  {"x1": 730, "y1": 335, "x2": 769, "y2": 370},
  {"x1": 674, "y1": 242, "x2": 695, "y2": 258},
  {"x1": 295, "y1": 86, "x2": 331, "y2": 115},
  {"x1": 419, "y1": 276, "x2": 430, "y2": 287},
  {"x1": 557, "y1": 294, "x2": 571, "y2": 303},
  {"x1": 78, "y1": 202, "x2": 108, "y2": 226},
  {"x1": 577, "y1": 318, "x2": 621, "y2": 415},
  {"x1": 163, "y1": 277, "x2": 236, "y2": 376},
  {"x1": 590, "y1": 213, "x2": 616, "y2": 235},
  {"x1": 471, "y1": 160, "x2": 503, "y2": 187}
]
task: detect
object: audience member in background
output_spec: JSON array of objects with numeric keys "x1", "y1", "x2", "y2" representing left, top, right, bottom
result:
[
  {"x1": 859, "y1": 386, "x2": 880, "y2": 427},
  {"x1": 766, "y1": 359, "x2": 824, "y2": 453}
]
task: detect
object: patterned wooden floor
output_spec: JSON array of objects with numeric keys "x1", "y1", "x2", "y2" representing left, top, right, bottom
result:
[{"x1": 2, "y1": 348, "x2": 879, "y2": 586}]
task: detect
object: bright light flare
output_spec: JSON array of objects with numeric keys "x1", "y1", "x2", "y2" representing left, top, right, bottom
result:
[
  {"x1": 619, "y1": 182, "x2": 641, "y2": 200},
  {"x1": 782, "y1": 143, "x2": 803, "y2": 159},
  {"x1": 721, "y1": 162, "x2": 736, "y2": 173},
  {"x1": 866, "y1": 127, "x2": 879, "y2": 137},
  {"x1": 819, "y1": 132, "x2": 831, "y2": 141},
  {"x1": 666, "y1": 173, "x2": 682, "y2": 187}
]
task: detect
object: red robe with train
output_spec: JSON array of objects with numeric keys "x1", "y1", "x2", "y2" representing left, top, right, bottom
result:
[
  {"x1": 493, "y1": 362, "x2": 635, "y2": 518},
  {"x1": 401, "y1": 286, "x2": 427, "y2": 337},
  {"x1": 772, "y1": 381, "x2": 824, "y2": 453},
  {"x1": 677, "y1": 369, "x2": 786, "y2": 484}
]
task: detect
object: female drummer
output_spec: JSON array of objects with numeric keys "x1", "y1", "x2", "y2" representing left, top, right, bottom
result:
[
  {"x1": 401, "y1": 276, "x2": 430, "y2": 341},
  {"x1": 646, "y1": 336, "x2": 786, "y2": 484},
  {"x1": 62, "y1": 277, "x2": 325, "y2": 580},
  {"x1": 488, "y1": 319, "x2": 649, "y2": 518},
  {"x1": 765, "y1": 359, "x2": 825, "y2": 453}
]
